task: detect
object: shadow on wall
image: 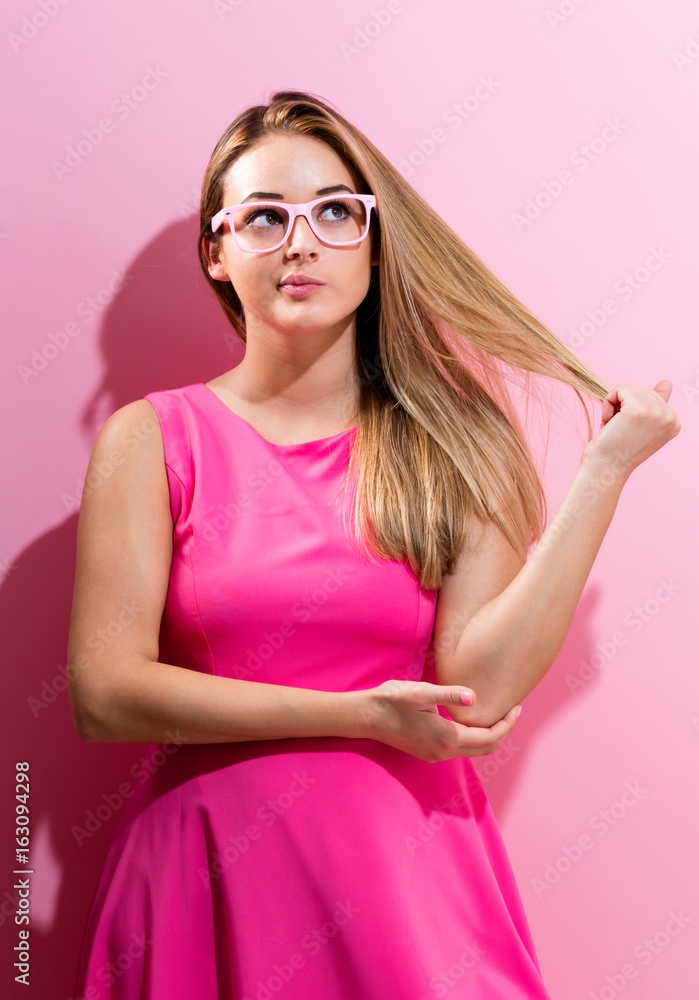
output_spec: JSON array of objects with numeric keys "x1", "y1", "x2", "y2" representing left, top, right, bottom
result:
[
  {"x1": 2, "y1": 215, "x2": 240, "y2": 1000},
  {"x1": 0, "y1": 214, "x2": 597, "y2": 1000}
]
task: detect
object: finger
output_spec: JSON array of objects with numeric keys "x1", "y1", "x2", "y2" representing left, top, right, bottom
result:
[
  {"x1": 379, "y1": 681, "x2": 476, "y2": 708},
  {"x1": 436, "y1": 685, "x2": 475, "y2": 706},
  {"x1": 454, "y1": 706, "x2": 521, "y2": 749},
  {"x1": 600, "y1": 385, "x2": 621, "y2": 425},
  {"x1": 652, "y1": 379, "x2": 672, "y2": 402}
]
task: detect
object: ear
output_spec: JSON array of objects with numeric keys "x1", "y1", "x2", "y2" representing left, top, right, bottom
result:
[{"x1": 202, "y1": 237, "x2": 229, "y2": 281}]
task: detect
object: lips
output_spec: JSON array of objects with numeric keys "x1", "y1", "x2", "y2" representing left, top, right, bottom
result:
[
  {"x1": 279, "y1": 281, "x2": 324, "y2": 298},
  {"x1": 279, "y1": 274, "x2": 324, "y2": 286}
]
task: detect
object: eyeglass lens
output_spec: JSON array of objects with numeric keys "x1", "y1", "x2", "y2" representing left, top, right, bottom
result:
[{"x1": 231, "y1": 197, "x2": 368, "y2": 250}]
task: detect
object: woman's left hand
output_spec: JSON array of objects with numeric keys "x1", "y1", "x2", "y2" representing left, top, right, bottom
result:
[{"x1": 582, "y1": 379, "x2": 681, "y2": 474}]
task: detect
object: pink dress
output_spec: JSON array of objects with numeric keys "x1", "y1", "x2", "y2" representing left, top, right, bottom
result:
[{"x1": 74, "y1": 381, "x2": 553, "y2": 1000}]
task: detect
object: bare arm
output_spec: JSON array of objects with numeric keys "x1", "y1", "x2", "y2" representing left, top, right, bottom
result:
[
  {"x1": 434, "y1": 379, "x2": 680, "y2": 729},
  {"x1": 434, "y1": 454, "x2": 627, "y2": 727},
  {"x1": 67, "y1": 400, "x2": 361, "y2": 745}
]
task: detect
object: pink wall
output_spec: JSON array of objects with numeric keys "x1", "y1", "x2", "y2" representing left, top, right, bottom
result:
[{"x1": 2, "y1": 1, "x2": 697, "y2": 997}]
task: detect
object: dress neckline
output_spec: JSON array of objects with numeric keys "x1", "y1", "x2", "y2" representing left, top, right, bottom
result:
[{"x1": 196, "y1": 382, "x2": 357, "y2": 450}]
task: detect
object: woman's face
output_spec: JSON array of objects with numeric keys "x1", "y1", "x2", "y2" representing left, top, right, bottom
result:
[{"x1": 206, "y1": 133, "x2": 379, "y2": 337}]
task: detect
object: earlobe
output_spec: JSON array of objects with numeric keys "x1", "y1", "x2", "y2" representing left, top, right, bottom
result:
[{"x1": 209, "y1": 262, "x2": 229, "y2": 281}]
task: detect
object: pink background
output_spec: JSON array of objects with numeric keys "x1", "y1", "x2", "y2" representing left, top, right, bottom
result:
[{"x1": 2, "y1": 1, "x2": 698, "y2": 997}]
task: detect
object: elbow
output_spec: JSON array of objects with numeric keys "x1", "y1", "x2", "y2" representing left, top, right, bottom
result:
[
  {"x1": 442, "y1": 701, "x2": 515, "y2": 730},
  {"x1": 67, "y1": 647, "x2": 139, "y2": 742},
  {"x1": 77, "y1": 714, "x2": 105, "y2": 743},
  {"x1": 68, "y1": 680, "x2": 111, "y2": 743},
  {"x1": 435, "y1": 663, "x2": 518, "y2": 729},
  {"x1": 71, "y1": 698, "x2": 103, "y2": 742},
  {"x1": 435, "y1": 653, "x2": 513, "y2": 729}
]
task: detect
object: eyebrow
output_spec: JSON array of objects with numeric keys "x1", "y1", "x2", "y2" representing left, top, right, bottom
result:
[{"x1": 240, "y1": 184, "x2": 355, "y2": 204}]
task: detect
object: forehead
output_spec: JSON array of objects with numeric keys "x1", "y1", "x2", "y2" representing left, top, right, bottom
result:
[{"x1": 222, "y1": 134, "x2": 357, "y2": 203}]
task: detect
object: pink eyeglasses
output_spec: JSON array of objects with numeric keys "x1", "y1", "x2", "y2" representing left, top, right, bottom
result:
[{"x1": 210, "y1": 194, "x2": 378, "y2": 254}]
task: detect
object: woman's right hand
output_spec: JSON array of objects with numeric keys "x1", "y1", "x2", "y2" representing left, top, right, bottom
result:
[{"x1": 347, "y1": 680, "x2": 521, "y2": 763}]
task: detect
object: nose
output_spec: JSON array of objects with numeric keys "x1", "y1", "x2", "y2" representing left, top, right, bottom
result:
[{"x1": 284, "y1": 212, "x2": 319, "y2": 253}]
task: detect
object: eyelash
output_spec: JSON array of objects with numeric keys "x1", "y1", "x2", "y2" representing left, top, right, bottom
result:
[
  {"x1": 241, "y1": 198, "x2": 356, "y2": 226},
  {"x1": 324, "y1": 198, "x2": 354, "y2": 214}
]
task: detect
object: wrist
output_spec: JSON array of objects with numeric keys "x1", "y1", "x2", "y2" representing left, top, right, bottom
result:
[
  {"x1": 579, "y1": 445, "x2": 633, "y2": 489},
  {"x1": 335, "y1": 689, "x2": 376, "y2": 740}
]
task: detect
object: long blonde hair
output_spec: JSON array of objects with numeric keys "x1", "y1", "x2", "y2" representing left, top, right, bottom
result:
[{"x1": 198, "y1": 89, "x2": 610, "y2": 591}]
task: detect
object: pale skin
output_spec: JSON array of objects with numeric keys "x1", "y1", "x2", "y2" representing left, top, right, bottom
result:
[{"x1": 67, "y1": 134, "x2": 681, "y2": 764}]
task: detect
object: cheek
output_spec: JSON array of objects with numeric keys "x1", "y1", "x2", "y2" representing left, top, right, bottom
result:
[
  {"x1": 228, "y1": 262, "x2": 270, "y2": 302},
  {"x1": 335, "y1": 249, "x2": 372, "y2": 286},
  {"x1": 348, "y1": 259, "x2": 373, "y2": 298}
]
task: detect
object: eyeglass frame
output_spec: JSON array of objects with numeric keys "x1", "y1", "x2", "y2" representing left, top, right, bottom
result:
[{"x1": 209, "y1": 194, "x2": 378, "y2": 254}]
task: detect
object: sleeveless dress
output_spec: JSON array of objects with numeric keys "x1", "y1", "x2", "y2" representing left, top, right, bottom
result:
[{"x1": 74, "y1": 381, "x2": 553, "y2": 1000}]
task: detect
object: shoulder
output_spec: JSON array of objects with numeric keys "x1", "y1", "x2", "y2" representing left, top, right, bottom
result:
[
  {"x1": 94, "y1": 384, "x2": 196, "y2": 455},
  {"x1": 94, "y1": 398, "x2": 166, "y2": 460},
  {"x1": 85, "y1": 399, "x2": 175, "y2": 504},
  {"x1": 76, "y1": 399, "x2": 177, "y2": 544}
]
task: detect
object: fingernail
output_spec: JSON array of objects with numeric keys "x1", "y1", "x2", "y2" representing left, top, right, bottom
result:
[
  {"x1": 515, "y1": 706, "x2": 523, "y2": 719},
  {"x1": 460, "y1": 690, "x2": 474, "y2": 704}
]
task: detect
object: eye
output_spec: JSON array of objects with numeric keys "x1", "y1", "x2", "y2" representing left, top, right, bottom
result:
[
  {"x1": 318, "y1": 199, "x2": 353, "y2": 222},
  {"x1": 242, "y1": 208, "x2": 284, "y2": 228}
]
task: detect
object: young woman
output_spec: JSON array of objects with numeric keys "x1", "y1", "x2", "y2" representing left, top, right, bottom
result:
[{"x1": 68, "y1": 90, "x2": 679, "y2": 999}]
